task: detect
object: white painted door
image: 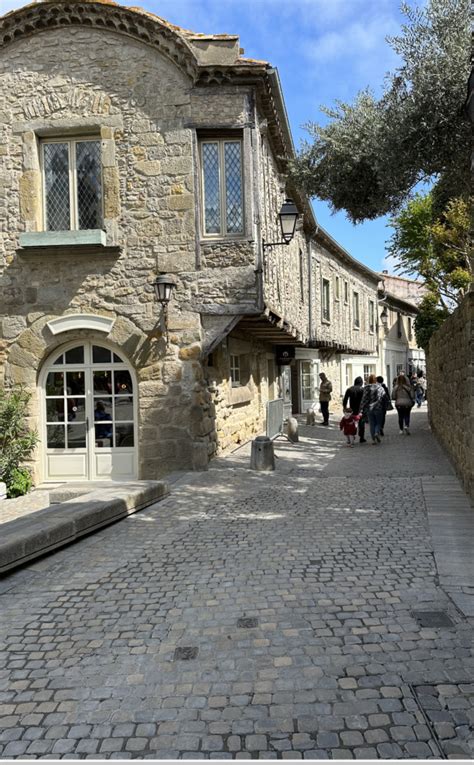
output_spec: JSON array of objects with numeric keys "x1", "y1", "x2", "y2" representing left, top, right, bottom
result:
[
  {"x1": 43, "y1": 342, "x2": 137, "y2": 481},
  {"x1": 300, "y1": 360, "x2": 319, "y2": 412}
]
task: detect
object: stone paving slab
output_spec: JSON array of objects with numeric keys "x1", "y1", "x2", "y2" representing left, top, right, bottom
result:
[
  {"x1": 421, "y1": 476, "x2": 474, "y2": 617},
  {"x1": 0, "y1": 409, "x2": 473, "y2": 760}
]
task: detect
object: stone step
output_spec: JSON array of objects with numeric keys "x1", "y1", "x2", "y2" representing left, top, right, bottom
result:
[{"x1": 0, "y1": 480, "x2": 168, "y2": 575}]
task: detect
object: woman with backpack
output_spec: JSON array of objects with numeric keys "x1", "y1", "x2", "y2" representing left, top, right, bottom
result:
[
  {"x1": 392, "y1": 374, "x2": 415, "y2": 434},
  {"x1": 360, "y1": 374, "x2": 389, "y2": 444}
]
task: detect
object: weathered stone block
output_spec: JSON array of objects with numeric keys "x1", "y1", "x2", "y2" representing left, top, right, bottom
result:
[
  {"x1": 135, "y1": 160, "x2": 161, "y2": 176},
  {"x1": 167, "y1": 194, "x2": 194, "y2": 211},
  {"x1": 2, "y1": 316, "x2": 27, "y2": 340},
  {"x1": 19, "y1": 170, "x2": 41, "y2": 223},
  {"x1": 179, "y1": 344, "x2": 201, "y2": 361}
]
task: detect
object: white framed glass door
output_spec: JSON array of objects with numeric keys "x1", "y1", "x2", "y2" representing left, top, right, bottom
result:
[
  {"x1": 42, "y1": 342, "x2": 137, "y2": 481},
  {"x1": 299, "y1": 359, "x2": 319, "y2": 412}
]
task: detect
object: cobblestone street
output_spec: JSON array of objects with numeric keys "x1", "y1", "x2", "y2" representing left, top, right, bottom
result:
[{"x1": 0, "y1": 409, "x2": 473, "y2": 760}]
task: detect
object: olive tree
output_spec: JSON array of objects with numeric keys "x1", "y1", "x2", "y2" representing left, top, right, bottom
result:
[{"x1": 290, "y1": 0, "x2": 470, "y2": 223}]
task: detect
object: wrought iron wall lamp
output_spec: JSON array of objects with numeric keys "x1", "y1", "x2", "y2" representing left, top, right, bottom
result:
[{"x1": 153, "y1": 274, "x2": 176, "y2": 344}]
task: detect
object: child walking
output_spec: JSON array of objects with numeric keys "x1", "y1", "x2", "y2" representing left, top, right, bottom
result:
[{"x1": 339, "y1": 407, "x2": 360, "y2": 447}]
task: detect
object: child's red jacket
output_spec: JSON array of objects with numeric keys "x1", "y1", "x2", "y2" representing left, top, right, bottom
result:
[{"x1": 339, "y1": 413, "x2": 360, "y2": 436}]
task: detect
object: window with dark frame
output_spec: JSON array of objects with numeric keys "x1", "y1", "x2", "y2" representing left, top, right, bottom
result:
[
  {"x1": 397, "y1": 312, "x2": 402, "y2": 338},
  {"x1": 230, "y1": 354, "x2": 241, "y2": 386},
  {"x1": 322, "y1": 278, "x2": 331, "y2": 322},
  {"x1": 42, "y1": 138, "x2": 102, "y2": 231},
  {"x1": 344, "y1": 280, "x2": 349, "y2": 303},
  {"x1": 200, "y1": 136, "x2": 243, "y2": 237},
  {"x1": 369, "y1": 300, "x2": 375, "y2": 333},
  {"x1": 353, "y1": 291, "x2": 360, "y2": 328}
]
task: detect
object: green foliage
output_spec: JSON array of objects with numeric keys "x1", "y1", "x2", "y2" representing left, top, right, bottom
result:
[
  {"x1": 0, "y1": 387, "x2": 39, "y2": 499},
  {"x1": 7, "y1": 467, "x2": 33, "y2": 499},
  {"x1": 388, "y1": 192, "x2": 472, "y2": 306},
  {"x1": 414, "y1": 292, "x2": 450, "y2": 349},
  {"x1": 290, "y1": 0, "x2": 470, "y2": 222}
]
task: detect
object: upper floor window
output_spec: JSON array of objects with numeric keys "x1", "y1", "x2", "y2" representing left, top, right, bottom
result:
[
  {"x1": 408, "y1": 317, "x2": 413, "y2": 340},
  {"x1": 344, "y1": 280, "x2": 349, "y2": 304},
  {"x1": 230, "y1": 354, "x2": 241, "y2": 387},
  {"x1": 353, "y1": 291, "x2": 360, "y2": 328},
  {"x1": 200, "y1": 137, "x2": 243, "y2": 237},
  {"x1": 368, "y1": 300, "x2": 375, "y2": 333},
  {"x1": 42, "y1": 138, "x2": 102, "y2": 231},
  {"x1": 397, "y1": 312, "x2": 402, "y2": 338},
  {"x1": 322, "y1": 278, "x2": 331, "y2": 322},
  {"x1": 335, "y1": 276, "x2": 340, "y2": 301}
]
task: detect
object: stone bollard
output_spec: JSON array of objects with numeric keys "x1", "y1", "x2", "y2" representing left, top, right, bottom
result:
[
  {"x1": 306, "y1": 408, "x2": 316, "y2": 426},
  {"x1": 0, "y1": 482, "x2": 6, "y2": 500},
  {"x1": 286, "y1": 416, "x2": 299, "y2": 442},
  {"x1": 250, "y1": 436, "x2": 275, "y2": 471}
]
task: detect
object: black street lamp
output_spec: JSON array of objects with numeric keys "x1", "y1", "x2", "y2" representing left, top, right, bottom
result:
[
  {"x1": 262, "y1": 198, "x2": 299, "y2": 251},
  {"x1": 153, "y1": 274, "x2": 176, "y2": 343},
  {"x1": 380, "y1": 304, "x2": 389, "y2": 332}
]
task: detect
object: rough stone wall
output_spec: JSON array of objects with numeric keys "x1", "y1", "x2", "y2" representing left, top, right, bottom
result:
[
  {"x1": 258, "y1": 132, "x2": 309, "y2": 342},
  {"x1": 312, "y1": 240, "x2": 378, "y2": 354},
  {"x1": 427, "y1": 293, "x2": 474, "y2": 499},
  {"x1": 0, "y1": 25, "x2": 262, "y2": 480},
  {"x1": 206, "y1": 333, "x2": 267, "y2": 454}
]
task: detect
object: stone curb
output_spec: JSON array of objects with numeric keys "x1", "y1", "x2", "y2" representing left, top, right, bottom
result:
[{"x1": 0, "y1": 480, "x2": 168, "y2": 575}]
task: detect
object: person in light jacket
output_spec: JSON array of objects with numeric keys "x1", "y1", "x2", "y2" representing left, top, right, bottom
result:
[
  {"x1": 392, "y1": 374, "x2": 415, "y2": 434},
  {"x1": 318, "y1": 372, "x2": 332, "y2": 426}
]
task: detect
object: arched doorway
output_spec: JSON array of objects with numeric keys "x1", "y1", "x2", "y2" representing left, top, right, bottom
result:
[{"x1": 40, "y1": 341, "x2": 137, "y2": 481}]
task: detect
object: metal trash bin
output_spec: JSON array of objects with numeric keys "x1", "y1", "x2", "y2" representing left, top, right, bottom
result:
[{"x1": 250, "y1": 436, "x2": 275, "y2": 471}]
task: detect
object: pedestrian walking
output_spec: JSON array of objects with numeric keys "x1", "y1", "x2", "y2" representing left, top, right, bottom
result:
[
  {"x1": 339, "y1": 407, "x2": 360, "y2": 447},
  {"x1": 415, "y1": 372, "x2": 427, "y2": 407},
  {"x1": 318, "y1": 372, "x2": 332, "y2": 426},
  {"x1": 376, "y1": 375, "x2": 392, "y2": 436},
  {"x1": 392, "y1": 373, "x2": 415, "y2": 434},
  {"x1": 342, "y1": 375, "x2": 366, "y2": 443},
  {"x1": 360, "y1": 374, "x2": 389, "y2": 444}
]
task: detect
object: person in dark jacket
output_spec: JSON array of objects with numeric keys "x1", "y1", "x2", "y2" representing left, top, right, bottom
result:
[
  {"x1": 376, "y1": 375, "x2": 391, "y2": 436},
  {"x1": 342, "y1": 376, "x2": 366, "y2": 443},
  {"x1": 360, "y1": 374, "x2": 389, "y2": 444}
]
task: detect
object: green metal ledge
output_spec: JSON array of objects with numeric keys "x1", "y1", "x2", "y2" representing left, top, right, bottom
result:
[
  {"x1": 20, "y1": 229, "x2": 107, "y2": 247},
  {"x1": 17, "y1": 230, "x2": 121, "y2": 256}
]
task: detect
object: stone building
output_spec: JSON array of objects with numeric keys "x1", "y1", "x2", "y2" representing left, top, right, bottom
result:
[
  {"x1": 379, "y1": 271, "x2": 428, "y2": 307},
  {"x1": 311, "y1": 227, "x2": 380, "y2": 398},
  {"x1": 379, "y1": 290, "x2": 424, "y2": 385},
  {"x1": 0, "y1": 0, "x2": 422, "y2": 486},
  {"x1": 0, "y1": 0, "x2": 329, "y2": 483}
]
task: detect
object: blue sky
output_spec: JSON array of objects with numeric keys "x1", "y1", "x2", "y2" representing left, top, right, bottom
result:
[{"x1": 0, "y1": 0, "x2": 410, "y2": 272}]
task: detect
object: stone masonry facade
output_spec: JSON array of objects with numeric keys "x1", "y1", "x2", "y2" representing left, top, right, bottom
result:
[
  {"x1": 427, "y1": 292, "x2": 474, "y2": 499},
  {"x1": 0, "y1": 0, "x2": 424, "y2": 483}
]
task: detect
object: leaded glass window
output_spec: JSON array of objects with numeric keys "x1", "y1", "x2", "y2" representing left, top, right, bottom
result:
[
  {"x1": 42, "y1": 138, "x2": 102, "y2": 231},
  {"x1": 201, "y1": 138, "x2": 243, "y2": 236},
  {"x1": 322, "y1": 278, "x2": 331, "y2": 322}
]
